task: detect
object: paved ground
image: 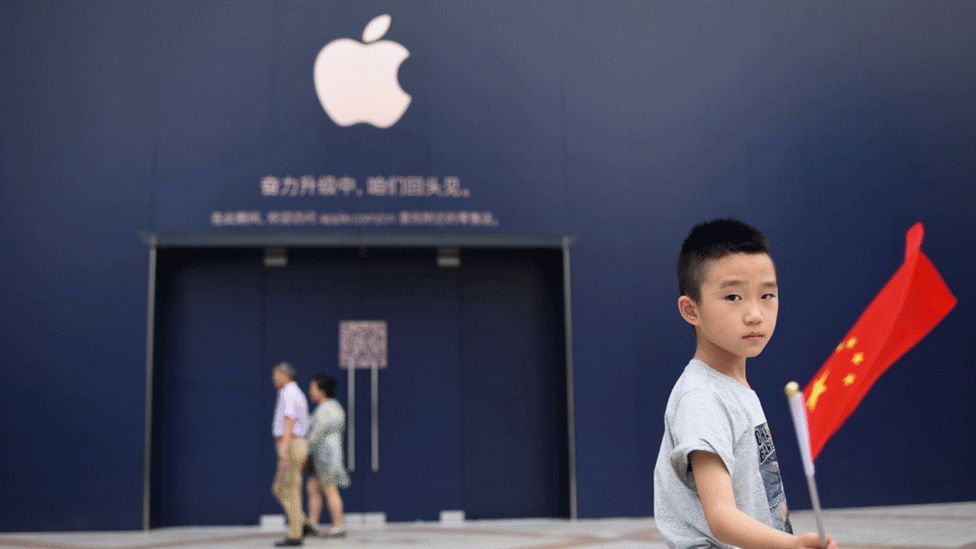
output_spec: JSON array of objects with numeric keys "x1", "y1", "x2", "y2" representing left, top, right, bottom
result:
[{"x1": 1, "y1": 502, "x2": 974, "y2": 549}]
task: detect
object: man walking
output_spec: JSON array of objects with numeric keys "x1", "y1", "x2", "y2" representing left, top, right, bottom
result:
[{"x1": 271, "y1": 361, "x2": 310, "y2": 546}]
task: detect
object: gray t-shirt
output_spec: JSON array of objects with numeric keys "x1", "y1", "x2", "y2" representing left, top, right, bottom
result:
[{"x1": 653, "y1": 359, "x2": 793, "y2": 548}]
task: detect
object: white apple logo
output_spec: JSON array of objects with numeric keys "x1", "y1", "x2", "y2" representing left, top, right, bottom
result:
[{"x1": 313, "y1": 14, "x2": 412, "y2": 129}]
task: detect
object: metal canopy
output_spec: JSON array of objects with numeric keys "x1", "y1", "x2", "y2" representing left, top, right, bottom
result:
[{"x1": 140, "y1": 231, "x2": 575, "y2": 249}]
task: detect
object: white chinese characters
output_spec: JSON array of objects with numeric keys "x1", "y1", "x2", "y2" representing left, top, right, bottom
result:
[
  {"x1": 210, "y1": 210, "x2": 499, "y2": 228},
  {"x1": 260, "y1": 175, "x2": 470, "y2": 199}
]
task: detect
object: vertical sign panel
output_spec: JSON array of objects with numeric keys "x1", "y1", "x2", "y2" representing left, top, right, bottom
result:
[{"x1": 340, "y1": 321, "x2": 388, "y2": 473}]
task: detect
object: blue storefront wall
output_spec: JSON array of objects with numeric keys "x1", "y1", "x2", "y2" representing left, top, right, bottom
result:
[{"x1": 1, "y1": 1, "x2": 974, "y2": 530}]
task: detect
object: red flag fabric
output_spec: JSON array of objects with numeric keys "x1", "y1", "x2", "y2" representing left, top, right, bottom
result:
[{"x1": 803, "y1": 222, "x2": 957, "y2": 460}]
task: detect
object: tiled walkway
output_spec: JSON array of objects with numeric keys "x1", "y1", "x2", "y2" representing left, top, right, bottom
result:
[{"x1": 1, "y1": 502, "x2": 974, "y2": 549}]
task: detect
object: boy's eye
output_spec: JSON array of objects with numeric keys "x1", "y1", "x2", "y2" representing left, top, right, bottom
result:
[
  {"x1": 724, "y1": 294, "x2": 742, "y2": 302},
  {"x1": 762, "y1": 293, "x2": 777, "y2": 300}
]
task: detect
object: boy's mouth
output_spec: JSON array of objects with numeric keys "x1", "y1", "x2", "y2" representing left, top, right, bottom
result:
[{"x1": 743, "y1": 333, "x2": 764, "y2": 342}]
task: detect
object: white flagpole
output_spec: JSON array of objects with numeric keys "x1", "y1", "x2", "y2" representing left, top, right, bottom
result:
[{"x1": 785, "y1": 381, "x2": 827, "y2": 548}]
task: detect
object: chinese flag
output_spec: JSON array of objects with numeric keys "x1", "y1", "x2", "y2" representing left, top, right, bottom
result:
[{"x1": 803, "y1": 223, "x2": 957, "y2": 460}]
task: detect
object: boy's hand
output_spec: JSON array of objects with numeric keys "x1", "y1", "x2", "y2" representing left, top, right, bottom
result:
[
  {"x1": 690, "y1": 451, "x2": 831, "y2": 549},
  {"x1": 798, "y1": 533, "x2": 838, "y2": 549}
]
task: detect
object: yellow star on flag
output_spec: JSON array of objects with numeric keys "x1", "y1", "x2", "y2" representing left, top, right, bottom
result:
[
  {"x1": 851, "y1": 352, "x2": 865, "y2": 366},
  {"x1": 807, "y1": 371, "x2": 830, "y2": 411},
  {"x1": 844, "y1": 373, "x2": 856, "y2": 386},
  {"x1": 845, "y1": 337, "x2": 858, "y2": 349}
]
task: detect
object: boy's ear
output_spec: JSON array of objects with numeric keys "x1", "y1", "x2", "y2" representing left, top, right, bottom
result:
[{"x1": 677, "y1": 295, "x2": 700, "y2": 326}]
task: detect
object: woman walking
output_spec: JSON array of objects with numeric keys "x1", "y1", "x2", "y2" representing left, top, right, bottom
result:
[{"x1": 304, "y1": 374, "x2": 351, "y2": 538}]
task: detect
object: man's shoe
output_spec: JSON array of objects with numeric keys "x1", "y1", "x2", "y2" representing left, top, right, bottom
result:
[
  {"x1": 301, "y1": 523, "x2": 318, "y2": 538},
  {"x1": 274, "y1": 538, "x2": 302, "y2": 547}
]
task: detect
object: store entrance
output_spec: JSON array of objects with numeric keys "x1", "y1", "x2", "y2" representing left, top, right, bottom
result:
[{"x1": 150, "y1": 246, "x2": 568, "y2": 526}]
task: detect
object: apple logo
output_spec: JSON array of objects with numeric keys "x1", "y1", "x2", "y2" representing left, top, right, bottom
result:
[{"x1": 313, "y1": 14, "x2": 412, "y2": 129}]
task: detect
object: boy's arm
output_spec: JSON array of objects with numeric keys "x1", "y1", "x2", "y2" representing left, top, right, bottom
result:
[{"x1": 691, "y1": 451, "x2": 837, "y2": 549}]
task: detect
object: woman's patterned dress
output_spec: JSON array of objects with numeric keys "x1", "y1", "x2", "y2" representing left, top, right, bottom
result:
[{"x1": 307, "y1": 399, "x2": 351, "y2": 488}]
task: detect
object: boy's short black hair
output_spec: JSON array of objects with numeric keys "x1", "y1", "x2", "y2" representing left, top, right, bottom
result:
[
  {"x1": 311, "y1": 373, "x2": 337, "y2": 398},
  {"x1": 678, "y1": 218, "x2": 771, "y2": 301}
]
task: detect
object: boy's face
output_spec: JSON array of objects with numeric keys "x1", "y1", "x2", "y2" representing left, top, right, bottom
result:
[{"x1": 684, "y1": 252, "x2": 778, "y2": 361}]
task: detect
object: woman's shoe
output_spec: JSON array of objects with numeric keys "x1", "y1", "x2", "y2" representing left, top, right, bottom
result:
[{"x1": 322, "y1": 527, "x2": 347, "y2": 538}]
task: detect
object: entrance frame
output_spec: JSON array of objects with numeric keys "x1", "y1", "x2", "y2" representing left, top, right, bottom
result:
[{"x1": 139, "y1": 231, "x2": 578, "y2": 529}]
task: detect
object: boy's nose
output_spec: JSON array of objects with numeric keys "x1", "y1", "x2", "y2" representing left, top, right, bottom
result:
[{"x1": 744, "y1": 307, "x2": 763, "y2": 324}]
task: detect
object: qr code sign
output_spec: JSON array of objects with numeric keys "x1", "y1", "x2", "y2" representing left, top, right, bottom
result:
[{"x1": 339, "y1": 321, "x2": 388, "y2": 369}]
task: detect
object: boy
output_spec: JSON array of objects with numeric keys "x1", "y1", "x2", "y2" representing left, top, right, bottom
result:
[{"x1": 653, "y1": 219, "x2": 838, "y2": 549}]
